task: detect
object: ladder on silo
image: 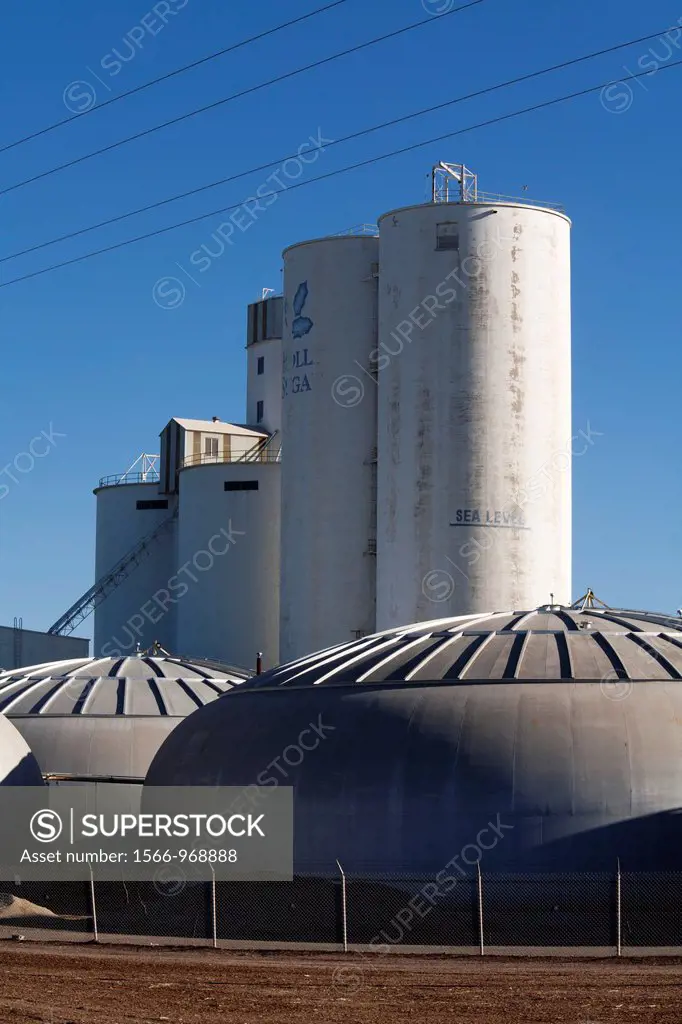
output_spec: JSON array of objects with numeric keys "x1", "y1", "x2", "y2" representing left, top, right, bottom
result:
[{"x1": 47, "y1": 506, "x2": 178, "y2": 637}]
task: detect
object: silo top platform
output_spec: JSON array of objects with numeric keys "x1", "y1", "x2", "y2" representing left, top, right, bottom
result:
[
  {"x1": 246, "y1": 607, "x2": 682, "y2": 688},
  {"x1": 378, "y1": 196, "x2": 571, "y2": 225}
]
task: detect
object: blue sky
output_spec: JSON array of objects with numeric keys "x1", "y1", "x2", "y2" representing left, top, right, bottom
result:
[{"x1": 0, "y1": 0, "x2": 680, "y2": 641}]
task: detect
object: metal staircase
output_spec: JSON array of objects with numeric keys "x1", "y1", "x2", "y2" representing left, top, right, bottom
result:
[
  {"x1": 49, "y1": 432, "x2": 280, "y2": 638},
  {"x1": 48, "y1": 507, "x2": 178, "y2": 637}
]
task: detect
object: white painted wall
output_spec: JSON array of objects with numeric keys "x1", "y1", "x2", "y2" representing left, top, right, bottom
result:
[
  {"x1": 94, "y1": 484, "x2": 178, "y2": 656},
  {"x1": 280, "y1": 236, "x2": 379, "y2": 662},
  {"x1": 376, "y1": 202, "x2": 572, "y2": 627},
  {"x1": 247, "y1": 336, "x2": 282, "y2": 434},
  {"x1": 175, "y1": 462, "x2": 280, "y2": 670}
]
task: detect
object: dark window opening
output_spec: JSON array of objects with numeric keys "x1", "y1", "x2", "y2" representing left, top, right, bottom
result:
[
  {"x1": 436, "y1": 223, "x2": 459, "y2": 251},
  {"x1": 136, "y1": 499, "x2": 169, "y2": 510},
  {"x1": 257, "y1": 356, "x2": 265, "y2": 375},
  {"x1": 256, "y1": 400, "x2": 264, "y2": 423},
  {"x1": 224, "y1": 481, "x2": 259, "y2": 491}
]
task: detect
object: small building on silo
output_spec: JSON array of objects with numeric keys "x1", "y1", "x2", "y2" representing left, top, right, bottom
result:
[
  {"x1": 280, "y1": 231, "x2": 379, "y2": 662},
  {"x1": 376, "y1": 164, "x2": 572, "y2": 628},
  {"x1": 146, "y1": 606, "x2": 682, "y2": 873}
]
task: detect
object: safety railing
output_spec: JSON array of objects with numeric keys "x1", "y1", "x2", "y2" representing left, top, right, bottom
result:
[
  {"x1": 181, "y1": 448, "x2": 281, "y2": 468},
  {"x1": 98, "y1": 471, "x2": 160, "y2": 487},
  {"x1": 465, "y1": 190, "x2": 565, "y2": 212}
]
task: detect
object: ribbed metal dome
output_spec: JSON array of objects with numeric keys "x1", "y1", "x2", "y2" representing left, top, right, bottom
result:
[
  {"x1": 245, "y1": 606, "x2": 682, "y2": 688},
  {"x1": 0, "y1": 655, "x2": 246, "y2": 717},
  {"x1": 147, "y1": 606, "x2": 682, "y2": 871},
  {"x1": 0, "y1": 654, "x2": 247, "y2": 781}
]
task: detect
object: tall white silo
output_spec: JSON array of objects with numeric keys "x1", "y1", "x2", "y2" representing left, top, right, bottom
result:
[
  {"x1": 280, "y1": 234, "x2": 379, "y2": 662},
  {"x1": 175, "y1": 460, "x2": 280, "y2": 670},
  {"x1": 94, "y1": 482, "x2": 178, "y2": 656},
  {"x1": 246, "y1": 294, "x2": 283, "y2": 433},
  {"x1": 376, "y1": 195, "x2": 571, "y2": 628}
]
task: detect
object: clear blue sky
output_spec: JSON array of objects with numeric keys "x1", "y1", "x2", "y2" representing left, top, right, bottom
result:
[{"x1": 1, "y1": 0, "x2": 680, "y2": 641}]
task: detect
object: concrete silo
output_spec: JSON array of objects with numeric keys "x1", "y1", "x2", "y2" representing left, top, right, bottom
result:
[
  {"x1": 94, "y1": 478, "x2": 177, "y2": 657},
  {"x1": 376, "y1": 174, "x2": 571, "y2": 627},
  {"x1": 246, "y1": 293, "x2": 283, "y2": 434},
  {"x1": 280, "y1": 234, "x2": 379, "y2": 662},
  {"x1": 175, "y1": 459, "x2": 281, "y2": 670}
]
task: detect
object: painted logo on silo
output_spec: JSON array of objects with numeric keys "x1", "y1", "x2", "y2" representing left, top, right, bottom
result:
[
  {"x1": 291, "y1": 281, "x2": 313, "y2": 339},
  {"x1": 283, "y1": 281, "x2": 314, "y2": 397}
]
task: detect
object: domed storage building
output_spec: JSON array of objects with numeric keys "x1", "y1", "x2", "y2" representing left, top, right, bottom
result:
[
  {"x1": 0, "y1": 653, "x2": 246, "y2": 783},
  {"x1": 0, "y1": 715, "x2": 44, "y2": 786},
  {"x1": 146, "y1": 606, "x2": 682, "y2": 871}
]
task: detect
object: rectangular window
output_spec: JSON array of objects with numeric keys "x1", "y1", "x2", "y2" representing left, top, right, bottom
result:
[
  {"x1": 436, "y1": 223, "x2": 459, "y2": 251},
  {"x1": 256, "y1": 400, "x2": 264, "y2": 423},
  {"x1": 136, "y1": 499, "x2": 169, "y2": 510},
  {"x1": 257, "y1": 356, "x2": 265, "y2": 375},
  {"x1": 204, "y1": 437, "x2": 219, "y2": 459},
  {"x1": 224, "y1": 481, "x2": 259, "y2": 491}
]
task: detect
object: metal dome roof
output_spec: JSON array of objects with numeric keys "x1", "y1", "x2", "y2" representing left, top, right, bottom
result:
[
  {"x1": 147, "y1": 604, "x2": 682, "y2": 871},
  {"x1": 246, "y1": 606, "x2": 682, "y2": 689},
  {"x1": 0, "y1": 655, "x2": 247, "y2": 717}
]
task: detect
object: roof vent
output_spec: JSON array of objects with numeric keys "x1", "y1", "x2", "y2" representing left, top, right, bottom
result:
[{"x1": 578, "y1": 621, "x2": 592, "y2": 630}]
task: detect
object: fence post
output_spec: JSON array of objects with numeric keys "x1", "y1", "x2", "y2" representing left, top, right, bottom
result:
[
  {"x1": 477, "y1": 863, "x2": 484, "y2": 956},
  {"x1": 89, "y1": 865, "x2": 99, "y2": 943},
  {"x1": 336, "y1": 859, "x2": 348, "y2": 953},
  {"x1": 616, "y1": 858, "x2": 622, "y2": 957},
  {"x1": 209, "y1": 866, "x2": 218, "y2": 948}
]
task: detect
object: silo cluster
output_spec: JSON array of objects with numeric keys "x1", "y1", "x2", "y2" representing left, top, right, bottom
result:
[
  {"x1": 90, "y1": 166, "x2": 572, "y2": 668},
  {"x1": 280, "y1": 173, "x2": 572, "y2": 659}
]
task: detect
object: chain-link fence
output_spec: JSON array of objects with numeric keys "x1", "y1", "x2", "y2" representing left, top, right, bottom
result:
[{"x1": 1, "y1": 868, "x2": 681, "y2": 952}]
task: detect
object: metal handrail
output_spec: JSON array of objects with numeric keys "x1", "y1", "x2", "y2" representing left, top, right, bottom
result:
[
  {"x1": 98, "y1": 453, "x2": 160, "y2": 488},
  {"x1": 98, "y1": 471, "x2": 160, "y2": 487},
  {"x1": 181, "y1": 449, "x2": 282, "y2": 468},
  {"x1": 456, "y1": 190, "x2": 565, "y2": 212},
  {"x1": 333, "y1": 223, "x2": 379, "y2": 236},
  {"x1": 48, "y1": 507, "x2": 178, "y2": 636}
]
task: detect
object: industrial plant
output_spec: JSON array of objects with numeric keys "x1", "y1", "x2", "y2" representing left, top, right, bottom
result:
[
  {"x1": 31, "y1": 163, "x2": 573, "y2": 672},
  {"x1": 1, "y1": 164, "x2": 680, "y2": 921}
]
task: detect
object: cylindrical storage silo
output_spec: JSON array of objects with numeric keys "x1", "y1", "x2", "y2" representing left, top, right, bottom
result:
[
  {"x1": 376, "y1": 201, "x2": 571, "y2": 627},
  {"x1": 280, "y1": 236, "x2": 379, "y2": 662},
  {"x1": 246, "y1": 294, "x2": 283, "y2": 434},
  {"x1": 175, "y1": 462, "x2": 280, "y2": 670},
  {"x1": 94, "y1": 483, "x2": 178, "y2": 656}
]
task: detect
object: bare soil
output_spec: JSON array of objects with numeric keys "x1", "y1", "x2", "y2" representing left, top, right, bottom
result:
[{"x1": 0, "y1": 942, "x2": 681, "y2": 1023}]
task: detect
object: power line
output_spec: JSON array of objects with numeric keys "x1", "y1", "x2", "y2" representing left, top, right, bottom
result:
[
  {"x1": 3, "y1": 57, "x2": 680, "y2": 291},
  {"x1": 0, "y1": 1, "x2": 349, "y2": 155},
  {"x1": 0, "y1": 24, "x2": 673, "y2": 267},
  {"x1": 0, "y1": 0, "x2": 486, "y2": 199}
]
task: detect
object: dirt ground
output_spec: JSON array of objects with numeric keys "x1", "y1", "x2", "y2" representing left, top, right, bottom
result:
[{"x1": 0, "y1": 943, "x2": 681, "y2": 1023}]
